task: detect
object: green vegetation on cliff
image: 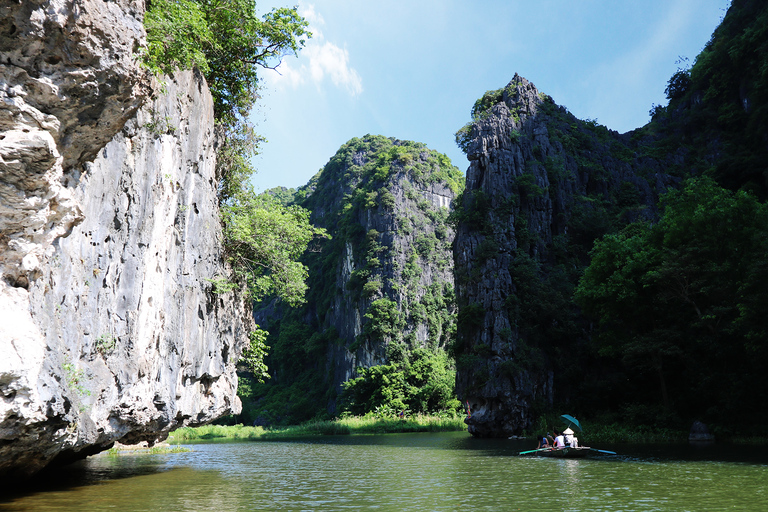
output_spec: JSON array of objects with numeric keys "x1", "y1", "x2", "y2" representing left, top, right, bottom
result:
[
  {"x1": 142, "y1": 1, "x2": 319, "y2": 377},
  {"x1": 451, "y1": 0, "x2": 768, "y2": 437},
  {"x1": 647, "y1": 0, "x2": 768, "y2": 197},
  {"x1": 451, "y1": 75, "x2": 664, "y2": 438},
  {"x1": 236, "y1": 135, "x2": 464, "y2": 426}
]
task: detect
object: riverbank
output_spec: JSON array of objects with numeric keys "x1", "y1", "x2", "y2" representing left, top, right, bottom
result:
[
  {"x1": 169, "y1": 414, "x2": 467, "y2": 442},
  {"x1": 99, "y1": 442, "x2": 192, "y2": 455},
  {"x1": 528, "y1": 419, "x2": 768, "y2": 445},
  {"x1": 572, "y1": 423, "x2": 688, "y2": 444}
]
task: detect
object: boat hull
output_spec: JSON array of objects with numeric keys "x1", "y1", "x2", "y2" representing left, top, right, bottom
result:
[{"x1": 536, "y1": 447, "x2": 591, "y2": 458}]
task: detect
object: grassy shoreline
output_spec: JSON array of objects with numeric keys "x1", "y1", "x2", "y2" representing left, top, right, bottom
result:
[
  {"x1": 168, "y1": 416, "x2": 759, "y2": 445},
  {"x1": 560, "y1": 423, "x2": 688, "y2": 444},
  {"x1": 169, "y1": 414, "x2": 467, "y2": 442}
]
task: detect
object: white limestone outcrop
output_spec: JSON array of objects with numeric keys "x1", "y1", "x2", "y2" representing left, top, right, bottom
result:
[{"x1": 0, "y1": 1, "x2": 250, "y2": 477}]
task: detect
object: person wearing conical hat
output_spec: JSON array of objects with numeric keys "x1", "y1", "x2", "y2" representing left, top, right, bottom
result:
[{"x1": 563, "y1": 427, "x2": 578, "y2": 448}]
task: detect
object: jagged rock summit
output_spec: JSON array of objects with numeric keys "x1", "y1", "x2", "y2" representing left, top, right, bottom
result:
[{"x1": 454, "y1": 74, "x2": 673, "y2": 437}]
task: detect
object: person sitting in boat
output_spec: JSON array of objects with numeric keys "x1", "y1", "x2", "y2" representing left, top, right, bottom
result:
[
  {"x1": 537, "y1": 434, "x2": 550, "y2": 449},
  {"x1": 553, "y1": 431, "x2": 566, "y2": 449},
  {"x1": 563, "y1": 428, "x2": 577, "y2": 448}
]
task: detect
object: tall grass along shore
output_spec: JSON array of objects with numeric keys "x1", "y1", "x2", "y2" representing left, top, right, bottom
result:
[{"x1": 169, "y1": 413, "x2": 467, "y2": 442}]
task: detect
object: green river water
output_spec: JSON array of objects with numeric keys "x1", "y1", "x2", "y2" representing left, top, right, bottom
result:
[{"x1": 2, "y1": 432, "x2": 767, "y2": 511}]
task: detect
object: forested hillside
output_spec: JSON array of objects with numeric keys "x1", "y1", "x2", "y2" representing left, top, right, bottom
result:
[
  {"x1": 240, "y1": 135, "x2": 464, "y2": 425},
  {"x1": 454, "y1": 0, "x2": 768, "y2": 437}
]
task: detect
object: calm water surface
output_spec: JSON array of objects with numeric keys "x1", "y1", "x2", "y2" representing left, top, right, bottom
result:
[{"x1": 2, "y1": 432, "x2": 767, "y2": 511}]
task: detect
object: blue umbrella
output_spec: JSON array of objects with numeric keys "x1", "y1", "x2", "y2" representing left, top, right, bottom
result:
[{"x1": 560, "y1": 414, "x2": 582, "y2": 432}]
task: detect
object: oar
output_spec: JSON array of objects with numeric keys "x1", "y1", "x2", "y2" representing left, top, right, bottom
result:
[
  {"x1": 589, "y1": 448, "x2": 617, "y2": 455},
  {"x1": 518, "y1": 448, "x2": 552, "y2": 456}
]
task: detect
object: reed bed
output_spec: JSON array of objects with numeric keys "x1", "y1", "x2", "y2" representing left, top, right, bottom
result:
[
  {"x1": 577, "y1": 423, "x2": 687, "y2": 444},
  {"x1": 105, "y1": 445, "x2": 191, "y2": 455},
  {"x1": 169, "y1": 413, "x2": 467, "y2": 442},
  {"x1": 170, "y1": 423, "x2": 265, "y2": 441}
]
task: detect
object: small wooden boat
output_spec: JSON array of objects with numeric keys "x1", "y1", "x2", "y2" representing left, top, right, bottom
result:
[
  {"x1": 518, "y1": 446, "x2": 616, "y2": 458},
  {"x1": 536, "y1": 447, "x2": 591, "y2": 458}
]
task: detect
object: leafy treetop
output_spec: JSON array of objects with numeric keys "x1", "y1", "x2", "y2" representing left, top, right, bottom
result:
[
  {"x1": 143, "y1": 0, "x2": 310, "y2": 202},
  {"x1": 144, "y1": 0, "x2": 310, "y2": 124}
]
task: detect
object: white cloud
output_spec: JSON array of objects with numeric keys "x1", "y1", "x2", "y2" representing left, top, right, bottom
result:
[
  {"x1": 266, "y1": 3, "x2": 363, "y2": 96},
  {"x1": 305, "y1": 42, "x2": 363, "y2": 95},
  {"x1": 299, "y1": 3, "x2": 325, "y2": 36}
]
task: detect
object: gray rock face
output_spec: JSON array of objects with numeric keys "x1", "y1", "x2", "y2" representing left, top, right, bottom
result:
[
  {"x1": 314, "y1": 139, "x2": 459, "y2": 393},
  {"x1": 0, "y1": 1, "x2": 249, "y2": 478},
  {"x1": 454, "y1": 75, "x2": 672, "y2": 437},
  {"x1": 0, "y1": 0, "x2": 148, "y2": 288},
  {"x1": 257, "y1": 136, "x2": 462, "y2": 416},
  {"x1": 323, "y1": 176, "x2": 457, "y2": 392}
]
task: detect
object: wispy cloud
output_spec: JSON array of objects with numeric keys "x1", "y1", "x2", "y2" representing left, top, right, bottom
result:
[
  {"x1": 300, "y1": 3, "x2": 325, "y2": 38},
  {"x1": 267, "y1": 3, "x2": 363, "y2": 96}
]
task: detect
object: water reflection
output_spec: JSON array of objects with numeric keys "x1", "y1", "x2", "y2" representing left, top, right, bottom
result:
[
  {"x1": 1, "y1": 464, "x2": 240, "y2": 512},
  {"x1": 2, "y1": 433, "x2": 768, "y2": 511}
]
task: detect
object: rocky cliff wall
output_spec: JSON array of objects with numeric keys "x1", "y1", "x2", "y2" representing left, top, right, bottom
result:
[
  {"x1": 304, "y1": 136, "x2": 460, "y2": 391},
  {"x1": 454, "y1": 75, "x2": 674, "y2": 437},
  {"x1": 0, "y1": 1, "x2": 249, "y2": 478},
  {"x1": 322, "y1": 176, "x2": 457, "y2": 391},
  {"x1": 253, "y1": 135, "x2": 463, "y2": 419}
]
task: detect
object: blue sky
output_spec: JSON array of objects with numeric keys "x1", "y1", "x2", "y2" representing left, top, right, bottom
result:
[{"x1": 249, "y1": 0, "x2": 731, "y2": 192}]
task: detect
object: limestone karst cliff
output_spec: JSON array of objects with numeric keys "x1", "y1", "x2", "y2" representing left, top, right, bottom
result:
[
  {"x1": 250, "y1": 135, "x2": 463, "y2": 423},
  {"x1": 454, "y1": 0, "x2": 768, "y2": 438},
  {"x1": 0, "y1": 1, "x2": 250, "y2": 477},
  {"x1": 453, "y1": 75, "x2": 675, "y2": 437}
]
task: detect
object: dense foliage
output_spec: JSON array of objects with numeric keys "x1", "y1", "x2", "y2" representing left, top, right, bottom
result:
[
  {"x1": 219, "y1": 193, "x2": 326, "y2": 306},
  {"x1": 236, "y1": 136, "x2": 464, "y2": 425},
  {"x1": 340, "y1": 349, "x2": 461, "y2": 416},
  {"x1": 576, "y1": 177, "x2": 768, "y2": 429}
]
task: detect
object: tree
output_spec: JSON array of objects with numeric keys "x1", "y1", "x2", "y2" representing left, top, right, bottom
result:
[
  {"x1": 144, "y1": 0, "x2": 309, "y2": 121},
  {"x1": 220, "y1": 192, "x2": 327, "y2": 306},
  {"x1": 143, "y1": 0, "x2": 311, "y2": 202},
  {"x1": 241, "y1": 329, "x2": 270, "y2": 382},
  {"x1": 576, "y1": 177, "x2": 768, "y2": 427},
  {"x1": 198, "y1": 1, "x2": 310, "y2": 124},
  {"x1": 665, "y1": 69, "x2": 691, "y2": 100}
]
